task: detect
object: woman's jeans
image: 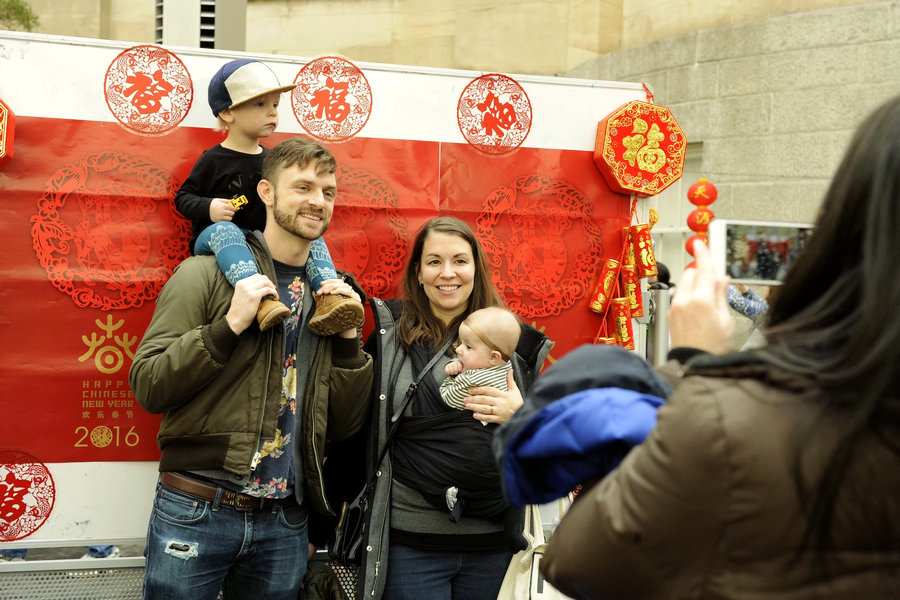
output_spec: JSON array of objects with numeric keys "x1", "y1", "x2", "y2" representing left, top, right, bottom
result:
[
  {"x1": 383, "y1": 543, "x2": 512, "y2": 600},
  {"x1": 142, "y1": 480, "x2": 308, "y2": 600}
]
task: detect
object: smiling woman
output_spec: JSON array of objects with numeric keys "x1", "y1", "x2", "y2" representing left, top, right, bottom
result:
[
  {"x1": 415, "y1": 230, "x2": 476, "y2": 323},
  {"x1": 342, "y1": 216, "x2": 555, "y2": 600}
]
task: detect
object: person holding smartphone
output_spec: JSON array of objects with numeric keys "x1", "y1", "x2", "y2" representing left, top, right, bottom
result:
[{"x1": 540, "y1": 95, "x2": 900, "y2": 598}]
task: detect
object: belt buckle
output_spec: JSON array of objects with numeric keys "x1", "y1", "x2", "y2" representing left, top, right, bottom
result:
[{"x1": 234, "y1": 493, "x2": 259, "y2": 511}]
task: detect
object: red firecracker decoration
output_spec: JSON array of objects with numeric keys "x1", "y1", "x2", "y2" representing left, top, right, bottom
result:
[
  {"x1": 630, "y1": 223, "x2": 657, "y2": 278},
  {"x1": 588, "y1": 258, "x2": 620, "y2": 314},
  {"x1": 0, "y1": 97, "x2": 14, "y2": 168},
  {"x1": 607, "y1": 298, "x2": 635, "y2": 350},
  {"x1": 620, "y1": 263, "x2": 643, "y2": 318},
  {"x1": 685, "y1": 178, "x2": 718, "y2": 267}
]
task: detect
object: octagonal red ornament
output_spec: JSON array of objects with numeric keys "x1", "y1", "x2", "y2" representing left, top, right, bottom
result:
[
  {"x1": 594, "y1": 101, "x2": 686, "y2": 196},
  {"x1": 0, "y1": 97, "x2": 14, "y2": 168}
]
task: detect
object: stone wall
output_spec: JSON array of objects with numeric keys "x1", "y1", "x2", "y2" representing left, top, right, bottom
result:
[{"x1": 567, "y1": 1, "x2": 900, "y2": 274}]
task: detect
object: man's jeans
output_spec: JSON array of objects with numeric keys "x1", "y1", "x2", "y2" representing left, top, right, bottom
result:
[{"x1": 142, "y1": 480, "x2": 308, "y2": 600}]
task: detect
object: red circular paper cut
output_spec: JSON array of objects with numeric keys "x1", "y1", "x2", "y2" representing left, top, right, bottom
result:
[
  {"x1": 327, "y1": 167, "x2": 409, "y2": 298},
  {"x1": 457, "y1": 74, "x2": 532, "y2": 156},
  {"x1": 104, "y1": 44, "x2": 193, "y2": 136},
  {"x1": 30, "y1": 151, "x2": 190, "y2": 310},
  {"x1": 476, "y1": 175, "x2": 603, "y2": 317},
  {"x1": 0, "y1": 451, "x2": 55, "y2": 542},
  {"x1": 291, "y1": 57, "x2": 372, "y2": 142}
]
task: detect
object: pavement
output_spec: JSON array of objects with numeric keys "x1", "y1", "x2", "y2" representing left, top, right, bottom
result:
[{"x1": 4, "y1": 542, "x2": 144, "y2": 561}]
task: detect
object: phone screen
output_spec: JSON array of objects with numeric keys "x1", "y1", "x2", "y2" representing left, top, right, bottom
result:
[{"x1": 708, "y1": 220, "x2": 813, "y2": 285}]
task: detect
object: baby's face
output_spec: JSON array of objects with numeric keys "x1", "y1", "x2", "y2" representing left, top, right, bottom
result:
[{"x1": 455, "y1": 322, "x2": 495, "y2": 370}]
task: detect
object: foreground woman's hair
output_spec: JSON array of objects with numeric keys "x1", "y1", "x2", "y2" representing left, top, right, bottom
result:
[{"x1": 759, "y1": 94, "x2": 900, "y2": 555}]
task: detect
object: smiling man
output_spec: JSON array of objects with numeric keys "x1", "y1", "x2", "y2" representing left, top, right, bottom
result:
[{"x1": 130, "y1": 137, "x2": 373, "y2": 600}]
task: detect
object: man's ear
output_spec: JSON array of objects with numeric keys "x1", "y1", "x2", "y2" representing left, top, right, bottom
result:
[{"x1": 258, "y1": 178, "x2": 273, "y2": 207}]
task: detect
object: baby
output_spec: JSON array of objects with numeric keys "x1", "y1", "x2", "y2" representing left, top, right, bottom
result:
[{"x1": 440, "y1": 307, "x2": 521, "y2": 417}]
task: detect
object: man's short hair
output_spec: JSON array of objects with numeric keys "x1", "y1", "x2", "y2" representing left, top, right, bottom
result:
[{"x1": 261, "y1": 137, "x2": 337, "y2": 183}]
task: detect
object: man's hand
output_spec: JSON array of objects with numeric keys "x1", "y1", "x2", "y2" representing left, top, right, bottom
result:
[
  {"x1": 226, "y1": 273, "x2": 278, "y2": 335},
  {"x1": 315, "y1": 278, "x2": 363, "y2": 339}
]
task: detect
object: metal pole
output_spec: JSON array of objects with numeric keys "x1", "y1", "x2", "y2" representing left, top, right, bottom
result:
[{"x1": 646, "y1": 287, "x2": 670, "y2": 367}]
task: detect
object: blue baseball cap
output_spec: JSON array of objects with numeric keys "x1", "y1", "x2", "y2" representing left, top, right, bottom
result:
[{"x1": 207, "y1": 59, "x2": 296, "y2": 117}]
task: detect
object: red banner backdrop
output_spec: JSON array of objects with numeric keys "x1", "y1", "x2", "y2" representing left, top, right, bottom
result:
[{"x1": 0, "y1": 116, "x2": 630, "y2": 464}]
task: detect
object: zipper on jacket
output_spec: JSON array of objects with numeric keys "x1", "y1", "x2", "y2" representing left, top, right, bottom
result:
[
  {"x1": 309, "y1": 342, "x2": 330, "y2": 510},
  {"x1": 251, "y1": 329, "x2": 274, "y2": 472},
  {"x1": 369, "y1": 466, "x2": 392, "y2": 596}
]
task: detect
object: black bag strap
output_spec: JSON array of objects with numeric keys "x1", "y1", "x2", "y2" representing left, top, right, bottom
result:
[{"x1": 367, "y1": 336, "x2": 455, "y2": 489}]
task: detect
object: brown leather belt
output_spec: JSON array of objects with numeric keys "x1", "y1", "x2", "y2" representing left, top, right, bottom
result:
[{"x1": 160, "y1": 471, "x2": 296, "y2": 511}]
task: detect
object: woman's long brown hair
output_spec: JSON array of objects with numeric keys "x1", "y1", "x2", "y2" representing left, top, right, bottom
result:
[{"x1": 397, "y1": 216, "x2": 503, "y2": 350}]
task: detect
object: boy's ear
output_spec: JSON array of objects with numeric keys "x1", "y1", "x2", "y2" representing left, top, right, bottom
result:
[{"x1": 218, "y1": 108, "x2": 235, "y2": 124}]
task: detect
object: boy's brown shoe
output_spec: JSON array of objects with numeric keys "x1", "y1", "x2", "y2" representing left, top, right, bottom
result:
[
  {"x1": 257, "y1": 295, "x2": 291, "y2": 331},
  {"x1": 308, "y1": 293, "x2": 364, "y2": 336}
]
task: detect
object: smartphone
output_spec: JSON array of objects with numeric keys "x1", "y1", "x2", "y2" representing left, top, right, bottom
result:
[{"x1": 708, "y1": 219, "x2": 813, "y2": 285}]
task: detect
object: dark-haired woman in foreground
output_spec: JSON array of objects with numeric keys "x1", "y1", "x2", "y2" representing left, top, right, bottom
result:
[{"x1": 542, "y1": 95, "x2": 900, "y2": 598}]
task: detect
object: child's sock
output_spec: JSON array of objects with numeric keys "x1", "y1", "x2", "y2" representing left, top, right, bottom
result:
[{"x1": 195, "y1": 222, "x2": 290, "y2": 331}]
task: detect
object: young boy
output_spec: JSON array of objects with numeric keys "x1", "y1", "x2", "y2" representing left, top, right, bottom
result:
[
  {"x1": 174, "y1": 58, "x2": 364, "y2": 334},
  {"x1": 440, "y1": 306, "x2": 521, "y2": 414}
]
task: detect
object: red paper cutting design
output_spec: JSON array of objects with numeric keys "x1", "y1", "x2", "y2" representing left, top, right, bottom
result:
[
  {"x1": 476, "y1": 174, "x2": 604, "y2": 317},
  {"x1": 457, "y1": 74, "x2": 532, "y2": 155},
  {"x1": 0, "y1": 451, "x2": 55, "y2": 541},
  {"x1": 29, "y1": 151, "x2": 190, "y2": 310},
  {"x1": 104, "y1": 45, "x2": 193, "y2": 136},
  {"x1": 594, "y1": 100, "x2": 685, "y2": 196},
  {"x1": 292, "y1": 57, "x2": 372, "y2": 142},
  {"x1": 327, "y1": 167, "x2": 411, "y2": 298}
]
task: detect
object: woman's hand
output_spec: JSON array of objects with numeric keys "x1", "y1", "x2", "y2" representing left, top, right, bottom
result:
[
  {"x1": 464, "y1": 370, "x2": 524, "y2": 424},
  {"x1": 668, "y1": 240, "x2": 735, "y2": 354}
]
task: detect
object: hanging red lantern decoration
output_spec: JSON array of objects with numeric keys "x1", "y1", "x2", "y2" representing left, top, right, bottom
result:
[
  {"x1": 686, "y1": 207, "x2": 714, "y2": 232},
  {"x1": 685, "y1": 178, "x2": 718, "y2": 267}
]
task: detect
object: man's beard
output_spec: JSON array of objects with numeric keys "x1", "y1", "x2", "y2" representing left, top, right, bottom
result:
[{"x1": 271, "y1": 190, "x2": 330, "y2": 241}]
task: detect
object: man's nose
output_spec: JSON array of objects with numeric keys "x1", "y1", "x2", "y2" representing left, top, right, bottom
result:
[{"x1": 308, "y1": 189, "x2": 325, "y2": 206}]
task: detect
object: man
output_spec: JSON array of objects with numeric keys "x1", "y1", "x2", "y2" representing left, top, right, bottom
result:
[{"x1": 130, "y1": 137, "x2": 373, "y2": 599}]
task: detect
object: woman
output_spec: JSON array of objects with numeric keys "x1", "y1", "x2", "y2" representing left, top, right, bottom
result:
[
  {"x1": 542, "y1": 95, "x2": 900, "y2": 598},
  {"x1": 359, "y1": 216, "x2": 553, "y2": 600}
]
